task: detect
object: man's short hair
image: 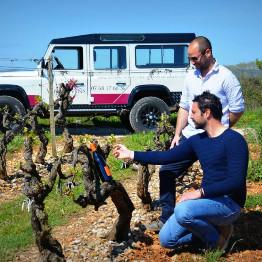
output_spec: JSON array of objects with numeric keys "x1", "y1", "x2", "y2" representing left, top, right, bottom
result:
[
  {"x1": 194, "y1": 36, "x2": 212, "y2": 54},
  {"x1": 193, "y1": 91, "x2": 222, "y2": 120}
]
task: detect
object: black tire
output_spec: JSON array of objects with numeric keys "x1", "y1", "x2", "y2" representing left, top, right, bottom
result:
[
  {"x1": 129, "y1": 96, "x2": 170, "y2": 132},
  {"x1": 0, "y1": 96, "x2": 26, "y2": 131}
]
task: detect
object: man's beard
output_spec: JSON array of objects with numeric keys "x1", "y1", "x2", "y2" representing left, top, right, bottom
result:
[
  {"x1": 198, "y1": 61, "x2": 209, "y2": 72},
  {"x1": 194, "y1": 121, "x2": 206, "y2": 129}
]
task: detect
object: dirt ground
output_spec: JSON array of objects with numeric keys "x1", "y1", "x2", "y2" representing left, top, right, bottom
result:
[{"x1": 1, "y1": 136, "x2": 262, "y2": 262}]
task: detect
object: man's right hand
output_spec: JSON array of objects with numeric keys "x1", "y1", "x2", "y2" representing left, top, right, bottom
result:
[
  {"x1": 113, "y1": 144, "x2": 134, "y2": 160},
  {"x1": 170, "y1": 135, "x2": 180, "y2": 149}
]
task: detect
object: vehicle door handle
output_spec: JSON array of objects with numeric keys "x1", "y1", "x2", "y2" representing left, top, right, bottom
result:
[{"x1": 116, "y1": 82, "x2": 126, "y2": 86}]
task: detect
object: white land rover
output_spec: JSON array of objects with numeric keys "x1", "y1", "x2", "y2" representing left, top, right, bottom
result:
[{"x1": 0, "y1": 33, "x2": 195, "y2": 132}]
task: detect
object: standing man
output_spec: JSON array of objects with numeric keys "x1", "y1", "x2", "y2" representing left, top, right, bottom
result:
[
  {"x1": 147, "y1": 36, "x2": 245, "y2": 231},
  {"x1": 113, "y1": 91, "x2": 248, "y2": 251}
]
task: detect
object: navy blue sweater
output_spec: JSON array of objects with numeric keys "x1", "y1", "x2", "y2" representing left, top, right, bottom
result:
[{"x1": 134, "y1": 129, "x2": 249, "y2": 207}]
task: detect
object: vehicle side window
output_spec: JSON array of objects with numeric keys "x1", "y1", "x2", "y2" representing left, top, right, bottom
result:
[
  {"x1": 135, "y1": 45, "x2": 188, "y2": 68},
  {"x1": 93, "y1": 46, "x2": 126, "y2": 70},
  {"x1": 52, "y1": 47, "x2": 83, "y2": 70}
]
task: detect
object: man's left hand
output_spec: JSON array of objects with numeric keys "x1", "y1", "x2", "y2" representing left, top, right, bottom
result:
[{"x1": 178, "y1": 189, "x2": 201, "y2": 203}]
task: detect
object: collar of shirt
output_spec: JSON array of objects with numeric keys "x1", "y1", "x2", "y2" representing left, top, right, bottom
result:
[{"x1": 194, "y1": 61, "x2": 220, "y2": 80}]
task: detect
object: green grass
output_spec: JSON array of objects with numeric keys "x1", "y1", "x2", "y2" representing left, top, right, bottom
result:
[
  {"x1": 1, "y1": 130, "x2": 51, "y2": 155},
  {"x1": 6, "y1": 135, "x2": 24, "y2": 153},
  {"x1": 245, "y1": 194, "x2": 262, "y2": 208},
  {"x1": 236, "y1": 109, "x2": 262, "y2": 182},
  {"x1": 107, "y1": 154, "x2": 136, "y2": 180},
  {"x1": 236, "y1": 108, "x2": 262, "y2": 130},
  {"x1": 0, "y1": 198, "x2": 33, "y2": 261},
  {"x1": 248, "y1": 159, "x2": 262, "y2": 182},
  {"x1": 38, "y1": 115, "x2": 122, "y2": 127},
  {"x1": 44, "y1": 186, "x2": 85, "y2": 227},
  {"x1": 91, "y1": 115, "x2": 122, "y2": 127},
  {"x1": 122, "y1": 131, "x2": 154, "y2": 150},
  {"x1": 0, "y1": 183, "x2": 86, "y2": 261},
  {"x1": 203, "y1": 249, "x2": 225, "y2": 262},
  {"x1": 106, "y1": 132, "x2": 155, "y2": 180},
  {"x1": 0, "y1": 133, "x2": 24, "y2": 153},
  {"x1": 105, "y1": 131, "x2": 155, "y2": 181}
]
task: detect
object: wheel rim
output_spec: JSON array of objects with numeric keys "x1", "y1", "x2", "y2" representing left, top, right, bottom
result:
[{"x1": 138, "y1": 105, "x2": 161, "y2": 129}]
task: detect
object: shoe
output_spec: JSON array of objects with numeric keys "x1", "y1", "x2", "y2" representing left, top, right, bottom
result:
[
  {"x1": 216, "y1": 224, "x2": 234, "y2": 252},
  {"x1": 146, "y1": 219, "x2": 164, "y2": 232}
]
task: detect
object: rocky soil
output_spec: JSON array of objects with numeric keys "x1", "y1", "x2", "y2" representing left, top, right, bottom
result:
[{"x1": 1, "y1": 135, "x2": 262, "y2": 262}]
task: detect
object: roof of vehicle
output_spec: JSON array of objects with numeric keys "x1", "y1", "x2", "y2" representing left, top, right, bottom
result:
[{"x1": 50, "y1": 33, "x2": 196, "y2": 45}]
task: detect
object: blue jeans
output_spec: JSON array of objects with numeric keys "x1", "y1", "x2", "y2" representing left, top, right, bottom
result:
[
  {"x1": 159, "y1": 196, "x2": 241, "y2": 249},
  {"x1": 159, "y1": 136, "x2": 194, "y2": 223}
]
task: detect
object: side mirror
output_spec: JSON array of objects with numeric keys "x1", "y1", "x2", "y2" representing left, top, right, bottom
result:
[
  {"x1": 40, "y1": 58, "x2": 46, "y2": 69},
  {"x1": 39, "y1": 58, "x2": 47, "y2": 77}
]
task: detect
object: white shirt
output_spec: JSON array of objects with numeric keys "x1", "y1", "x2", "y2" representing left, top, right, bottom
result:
[{"x1": 179, "y1": 62, "x2": 245, "y2": 138}]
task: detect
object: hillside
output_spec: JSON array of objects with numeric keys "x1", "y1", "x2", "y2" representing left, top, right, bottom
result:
[{"x1": 226, "y1": 61, "x2": 262, "y2": 78}]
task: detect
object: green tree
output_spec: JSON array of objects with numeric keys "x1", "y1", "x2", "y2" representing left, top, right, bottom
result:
[{"x1": 256, "y1": 59, "x2": 262, "y2": 70}]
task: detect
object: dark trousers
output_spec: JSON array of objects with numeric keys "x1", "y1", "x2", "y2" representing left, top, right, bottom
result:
[{"x1": 159, "y1": 136, "x2": 195, "y2": 223}]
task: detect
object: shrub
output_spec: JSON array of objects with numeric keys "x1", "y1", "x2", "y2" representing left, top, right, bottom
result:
[
  {"x1": 240, "y1": 77, "x2": 262, "y2": 109},
  {"x1": 247, "y1": 125, "x2": 262, "y2": 181}
]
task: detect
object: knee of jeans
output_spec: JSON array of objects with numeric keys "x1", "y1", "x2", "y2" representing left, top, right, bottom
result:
[
  {"x1": 174, "y1": 202, "x2": 194, "y2": 226},
  {"x1": 159, "y1": 227, "x2": 178, "y2": 249}
]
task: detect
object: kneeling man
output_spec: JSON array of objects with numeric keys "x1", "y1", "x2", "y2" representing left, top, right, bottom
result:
[{"x1": 113, "y1": 91, "x2": 248, "y2": 251}]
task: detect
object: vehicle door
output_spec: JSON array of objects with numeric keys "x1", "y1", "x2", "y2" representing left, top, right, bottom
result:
[
  {"x1": 89, "y1": 44, "x2": 130, "y2": 105},
  {"x1": 42, "y1": 45, "x2": 91, "y2": 105}
]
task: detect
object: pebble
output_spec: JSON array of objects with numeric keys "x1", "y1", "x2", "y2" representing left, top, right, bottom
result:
[
  {"x1": 70, "y1": 239, "x2": 81, "y2": 245},
  {"x1": 10, "y1": 143, "x2": 202, "y2": 262}
]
